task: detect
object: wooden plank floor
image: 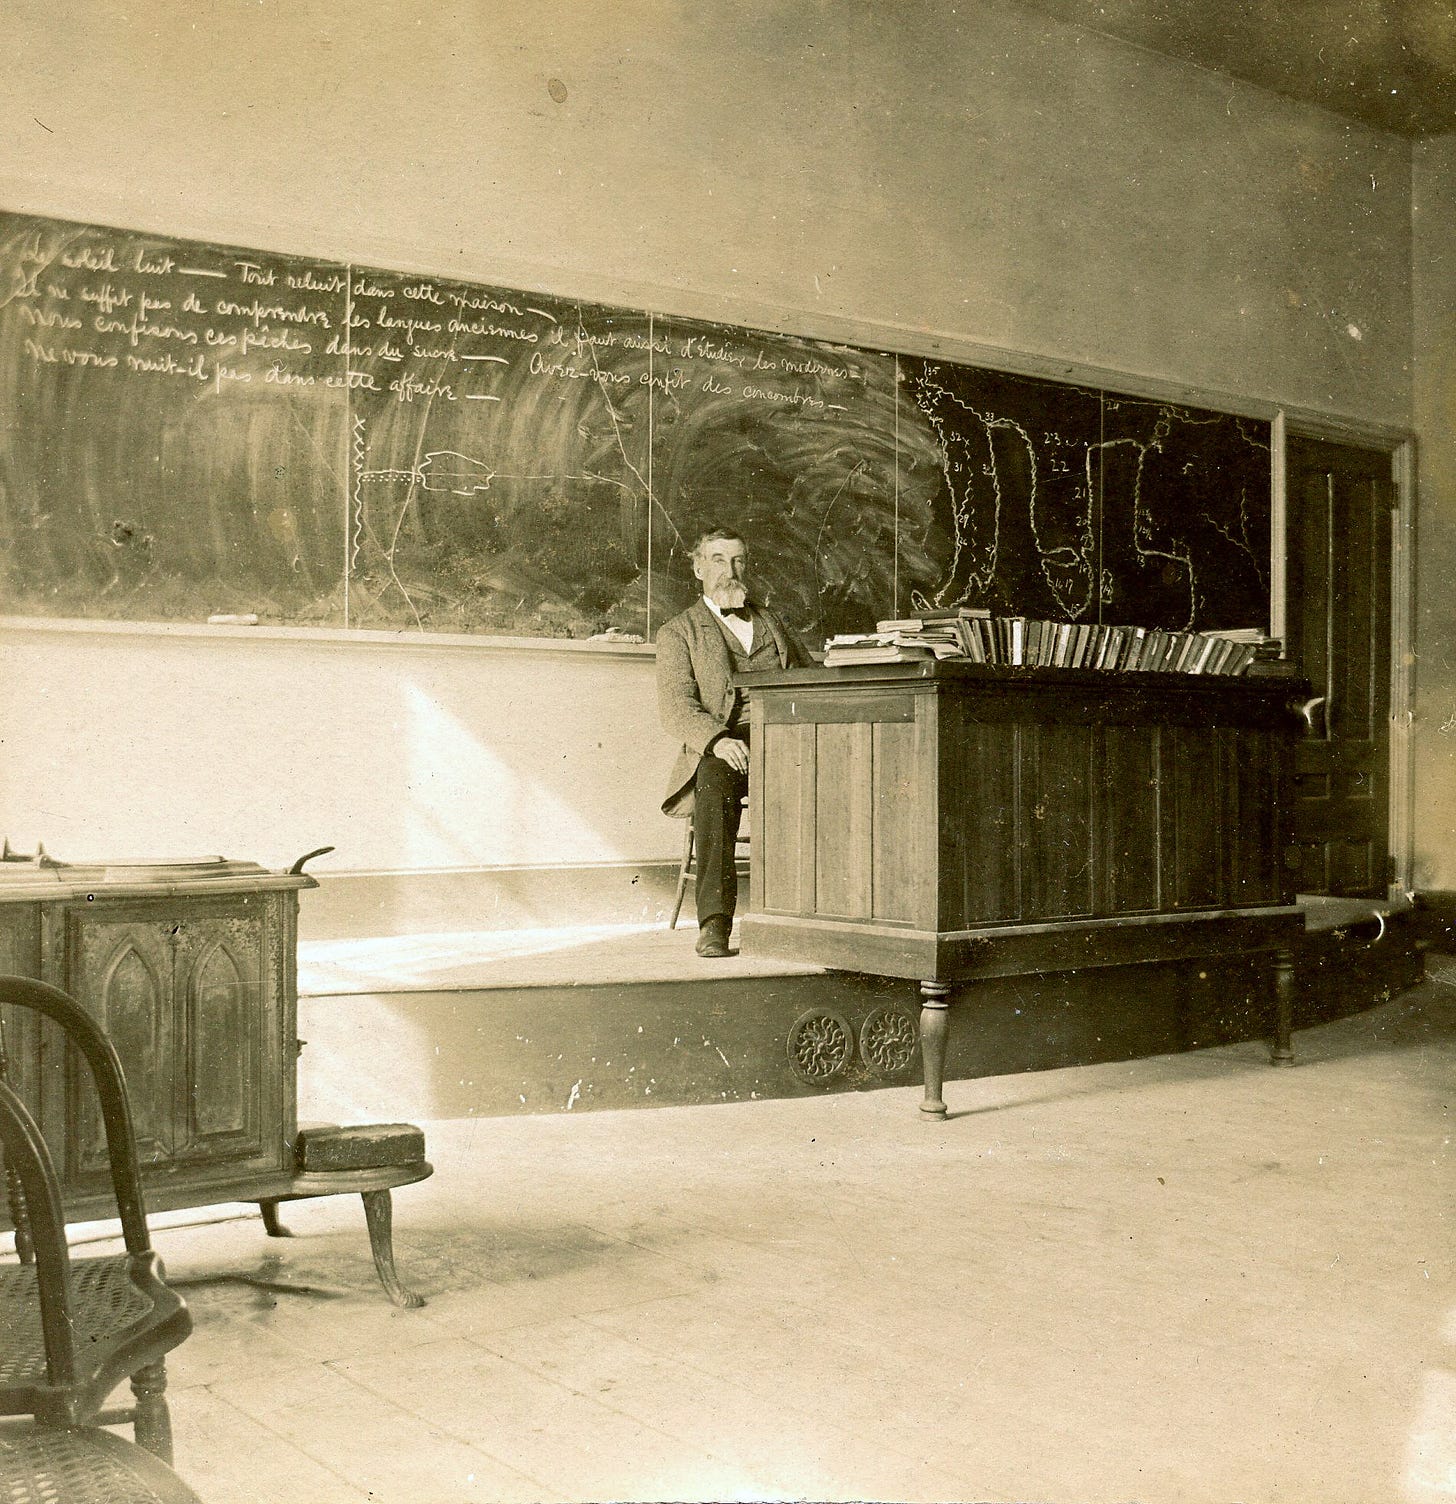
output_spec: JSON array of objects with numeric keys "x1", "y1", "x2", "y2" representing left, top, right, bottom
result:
[{"x1": 54, "y1": 974, "x2": 1454, "y2": 1504}]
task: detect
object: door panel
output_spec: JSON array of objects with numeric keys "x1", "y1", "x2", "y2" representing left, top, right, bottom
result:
[{"x1": 1285, "y1": 437, "x2": 1392, "y2": 897}]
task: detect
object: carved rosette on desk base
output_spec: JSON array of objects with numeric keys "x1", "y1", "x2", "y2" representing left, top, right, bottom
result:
[{"x1": 736, "y1": 661, "x2": 1311, "y2": 1117}]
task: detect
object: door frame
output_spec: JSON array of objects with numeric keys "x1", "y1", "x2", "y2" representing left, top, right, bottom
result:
[{"x1": 1273, "y1": 411, "x2": 1415, "y2": 901}]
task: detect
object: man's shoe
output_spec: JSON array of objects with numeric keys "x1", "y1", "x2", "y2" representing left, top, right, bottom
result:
[{"x1": 694, "y1": 916, "x2": 732, "y2": 958}]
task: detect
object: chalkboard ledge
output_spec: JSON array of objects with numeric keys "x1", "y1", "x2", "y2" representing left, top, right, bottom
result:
[{"x1": 0, "y1": 615, "x2": 657, "y2": 659}]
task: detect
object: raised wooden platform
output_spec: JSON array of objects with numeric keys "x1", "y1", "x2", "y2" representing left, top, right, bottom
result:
[
  {"x1": 297, "y1": 921, "x2": 823, "y2": 996},
  {"x1": 294, "y1": 906, "x2": 1426, "y2": 1120}
]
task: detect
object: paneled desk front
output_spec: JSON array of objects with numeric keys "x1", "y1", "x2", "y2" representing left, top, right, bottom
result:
[{"x1": 737, "y1": 662, "x2": 1308, "y2": 1115}]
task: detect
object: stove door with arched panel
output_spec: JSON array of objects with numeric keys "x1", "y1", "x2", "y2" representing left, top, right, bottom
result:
[{"x1": 16, "y1": 874, "x2": 308, "y2": 1215}]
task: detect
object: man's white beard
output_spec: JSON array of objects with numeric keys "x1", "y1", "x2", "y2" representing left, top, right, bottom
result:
[{"x1": 710, "y1": 581, "x2": 749, "y2": 609}]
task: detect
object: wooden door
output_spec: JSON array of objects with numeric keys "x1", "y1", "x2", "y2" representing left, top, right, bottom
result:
[{"x1": 1285, "y1": 437, "x2": 1393, "y2": 896}]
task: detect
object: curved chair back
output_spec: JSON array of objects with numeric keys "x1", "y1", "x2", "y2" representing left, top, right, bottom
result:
[
  {"x1": 0, "y1": 975, "x2": 152, "y2": 1255},
  {"x1": 0, "y1": 974, "x2": 192, "y2": 1459},
  {"x1": 0, "y1": 1078, "x2": 78, "y2": 1388}
]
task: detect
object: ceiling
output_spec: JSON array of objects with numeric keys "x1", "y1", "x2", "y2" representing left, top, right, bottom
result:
[{"x1": 1014, "y1": 0, "x2": 1456, "y2": 136}]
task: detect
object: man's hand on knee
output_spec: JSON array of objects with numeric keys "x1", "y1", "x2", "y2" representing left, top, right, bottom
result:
[{"x1": 712, "y1": 737, "x2": 749, "y2": 774}]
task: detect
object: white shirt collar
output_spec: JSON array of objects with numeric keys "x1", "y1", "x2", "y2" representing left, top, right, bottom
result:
[{"x1": 704, "y1": 596, "x2": 754, "y2": 652}]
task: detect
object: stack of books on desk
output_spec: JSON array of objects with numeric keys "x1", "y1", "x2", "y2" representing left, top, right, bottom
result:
[
  {"x1": 821, "y1": 633, "x2": 947, "y2": 666},
  {"x1": 821, "y1": 607, "x2": 990, "y2": 666}
]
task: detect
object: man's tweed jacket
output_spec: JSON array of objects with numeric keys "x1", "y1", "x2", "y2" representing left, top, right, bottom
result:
[{"x1": 655, "y1": 598, "x2": 813, "y2": 816}]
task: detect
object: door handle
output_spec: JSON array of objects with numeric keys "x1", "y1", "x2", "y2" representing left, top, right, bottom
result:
[{"x1": 1295, "y1": 694, "x2": 1328, "y2": 737}]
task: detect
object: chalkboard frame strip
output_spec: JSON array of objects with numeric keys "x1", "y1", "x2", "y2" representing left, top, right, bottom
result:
[
  {"x1": 1269, "y1": 411, "x2": 1289, "y2": 647},
  {"x1": 0, "y1": 616, "x2": 656, "y2": 659}
]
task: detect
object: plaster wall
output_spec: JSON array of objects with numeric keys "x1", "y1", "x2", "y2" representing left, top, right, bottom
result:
[
  {"x1": 1411, "y1": 133, "x2": 1456, "y2": 890},
  {"x1": 0, "y1": 623, "x2": 668, "y2": 873},
  {"x1": 0, "y1": 0, "x2": 1423, "y2": 892}
]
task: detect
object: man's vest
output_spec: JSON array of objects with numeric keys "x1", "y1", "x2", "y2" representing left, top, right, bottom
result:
[{"x1": 715, "y1": 611, "x2": 784, "y2": 735}]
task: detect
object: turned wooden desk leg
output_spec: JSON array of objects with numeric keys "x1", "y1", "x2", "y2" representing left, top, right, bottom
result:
[
  {"x1": 361, "y1": 1189, "x2": 425, "y2": 1309},
  {"x1": 1270, "y1": 945, "x2": 1297, "y2": 1067},
  {"x1": 919, "y1": 981, "x2": 952, "y2": 1119},
  {"x1": 130, "y1": 1359, "x2": 174, "y2": 1464}
]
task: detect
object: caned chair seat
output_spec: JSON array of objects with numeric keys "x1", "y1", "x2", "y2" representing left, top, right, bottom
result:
[
  {"x1": 0, "y1": 1257, "x2": 171, "y2": 1392},
  {"x1": 668, "y1": 797, "x2": 750, "y2": 930},
  {"x1": 0, "y1": 1422, "x2": 203, "y2": 1504}
]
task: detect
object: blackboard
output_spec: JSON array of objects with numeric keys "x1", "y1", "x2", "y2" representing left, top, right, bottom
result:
[{"x1": 0, "y1": 210, "x2": 1271, "y2": 642}]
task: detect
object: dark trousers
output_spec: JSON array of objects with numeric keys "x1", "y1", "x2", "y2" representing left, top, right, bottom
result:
[{"x1": 693, "y1": 751, "x2": 747, "y2": 925}]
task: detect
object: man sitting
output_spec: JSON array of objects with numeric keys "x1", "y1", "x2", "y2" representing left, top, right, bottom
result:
[{"x1": 656, "y1": 527, "x2": 812, "y2": 957}]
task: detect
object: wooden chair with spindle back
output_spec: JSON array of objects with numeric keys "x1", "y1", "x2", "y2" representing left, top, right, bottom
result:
[
  {"x1": 667, "y1": 797, "x2": 751, "y2": 930},
  {"x1": 0, "y1": 975, "x2": 200, "y2": 1500}
]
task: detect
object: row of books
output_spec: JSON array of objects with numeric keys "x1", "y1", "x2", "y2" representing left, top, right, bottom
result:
[{"x1": 821, "y1": 608, "x2": 1275, "y2": 676}]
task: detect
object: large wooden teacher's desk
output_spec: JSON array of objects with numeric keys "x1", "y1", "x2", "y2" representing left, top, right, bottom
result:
[{"x1": 737, "y1": 661, "x2": 1308, "y2": 1116}]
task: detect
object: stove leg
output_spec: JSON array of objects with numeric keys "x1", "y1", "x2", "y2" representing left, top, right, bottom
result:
[
  {"x1": 260, "y1": 1199, "x2": 293, "y2": 1237},
  {"x1": 362, "y1": 1189, "x2": 425, "y2": 1308}
]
